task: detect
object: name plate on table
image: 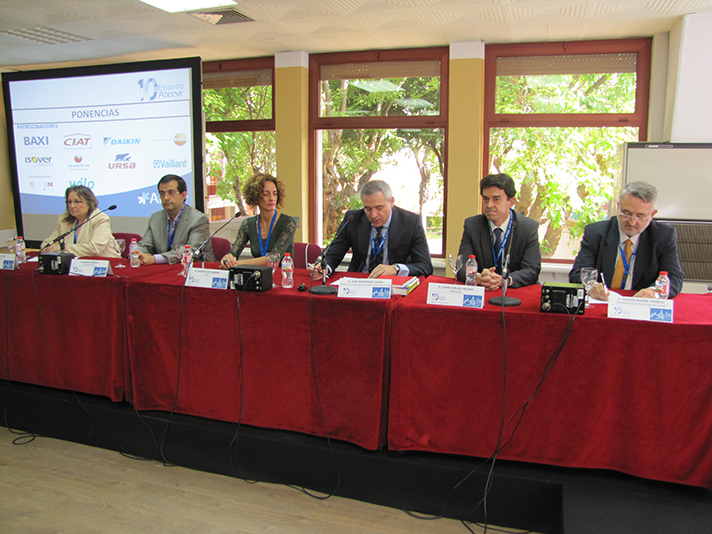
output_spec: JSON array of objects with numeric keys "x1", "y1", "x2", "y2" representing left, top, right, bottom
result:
[
  {"x1": 426, "y1": 282, "x2": 485, "y2": 309},
  {"x1": 69, "y1": 259, "x2": 112, "y2": 277},
  {"x1": 0, "y1": 254, "x2": 15, "y2": 270},
  {"x1": 185, "y1": 267, "x2": 229, "y2": 290},
  {"x1": 337, "y1": 277, "x2": 392, "y2": 299},
  {"x1": 607, "y1": 292, "x2": 674, "y2": 323}
]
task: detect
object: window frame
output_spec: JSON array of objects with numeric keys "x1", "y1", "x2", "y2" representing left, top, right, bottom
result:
[
  {"x1": 308, "y1": 47, "x2": 449, "y2": 253},
  {"x1": 483, "y1": 38, "x2": 652, "y2": 262}
]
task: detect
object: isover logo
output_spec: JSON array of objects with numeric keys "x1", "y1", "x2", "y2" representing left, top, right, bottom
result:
[
  {"x1": 174, "y1": 133, "x2": 187, "y2": 146},
  {"x1": 64, "y1": 133, "x2": 92, "y2": 149},
  {"x1": 109, "y1": 153, "x2": 136, "y2": 170},
  {"x1": 24, "y1": 136, "x2": 49, "y2": 146},
  {"x1": 104, "y1": 137, "x2": 141, "y2": 146},
  {"x1": 25, "y1": 155, "x2": 53, "y2": 165}
]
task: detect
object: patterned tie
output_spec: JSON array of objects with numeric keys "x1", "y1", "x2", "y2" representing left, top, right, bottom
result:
[
  {"x1": 493, "y1": 227, "x2": 503, "y2": 253},
  {"x1": 611, "y1": 238, "x2": 632, "y2": 289},
  {"x1": 369, "y1": 226, "x2": 384, "y2": 273}
]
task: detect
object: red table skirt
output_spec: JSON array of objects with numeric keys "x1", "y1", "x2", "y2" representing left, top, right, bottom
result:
[{"x1": 387, "y1": 278, "x2": 712, "y2": 487}]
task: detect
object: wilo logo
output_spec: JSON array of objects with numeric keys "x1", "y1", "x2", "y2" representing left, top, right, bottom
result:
[
  {"x1": 109, "y1": 153, "x2": 136, "y2": 170},
  {"x1": 64, "y1": 133, "x2": 92, "y2": 149},
  {"x1": 69, "y1": 177, "x2": 95, "y2": 188},
  {"x1": 24, "y1": 136, "x2": 49, "y2": 146}
]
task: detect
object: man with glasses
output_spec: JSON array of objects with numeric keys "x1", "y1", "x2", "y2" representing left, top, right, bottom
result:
[
  {"x1": 138, "y1": 174, "x2": 215, "y2": 264},
  {"x1": 569, "y1": 181, "x2": 684, "y2": 299}
]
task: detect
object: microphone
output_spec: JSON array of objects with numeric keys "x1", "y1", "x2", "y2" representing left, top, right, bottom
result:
[
  {"x1": 39, "y1": 204, "x2": 118, "y2": 253},
  {"x1": 488, "y1": 216, "x2": 521, "y2": 307},
  {"x1": 310, "y1": 213, "x2": 354, "y2": 295},
  {"x1": 193, "y1": 212, "x2": 242, "y2": 263}
]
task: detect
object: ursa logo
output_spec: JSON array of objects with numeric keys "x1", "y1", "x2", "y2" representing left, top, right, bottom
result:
[
  {"x1": 63, "y1": 134, "x2": 92, "y2": 149},
  {"x1": 109, "y1": 153, "x2": 136, "y2": 170},
  {"x1": 24, "y1": 136, "x2": 49, "y2": 146}
]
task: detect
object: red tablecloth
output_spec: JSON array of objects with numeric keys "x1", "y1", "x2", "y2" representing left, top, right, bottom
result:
[
  {"x1": 124, "y1": 265, "x2": 396, "y2": 450},
  {"x1": 0, "y1": 262, "x2": 125, "y2": 401},
  {"x1": 388, "y1": 277, "x2": 712, "y2": 487}
]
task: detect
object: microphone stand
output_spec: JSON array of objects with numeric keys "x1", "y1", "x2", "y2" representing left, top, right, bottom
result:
[
  {"x1": 193, "y1": 212, "x2": 242, "y2": 268},
  {"x1": 310, "y1": 214, "x2": 354, "y2": 295},
  {"x1": 488, "y1": 218, "x2": 521, "y2": 307}
]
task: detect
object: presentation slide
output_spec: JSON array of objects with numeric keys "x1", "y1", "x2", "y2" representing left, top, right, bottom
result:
[{"x1": 3, "y1": 58, "x2": 202, "y2": 243}]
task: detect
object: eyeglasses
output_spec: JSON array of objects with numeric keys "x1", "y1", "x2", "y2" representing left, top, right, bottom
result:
[
  {"x1": 159, "y1": 189, "x2": 180, "y2": 198},
  {"x1": 66, "y1": 199, "x2": 86, "y2": 205},
  {"x1": 618, "y1": 210, "x2": 651, "y2": 223}
]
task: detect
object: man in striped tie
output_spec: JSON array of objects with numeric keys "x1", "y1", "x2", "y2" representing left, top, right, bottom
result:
[{"x1": 569, "y1": 181, "x2": 684, "y2": 299}]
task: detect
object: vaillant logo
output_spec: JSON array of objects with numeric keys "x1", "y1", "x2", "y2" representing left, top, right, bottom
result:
[
  {"x1": 25, "y1": 155, "x2": 53, "y2": 165},
  {"x1": 64, "y1": 133, "x2": 92, "y2": 149},
  {"x1": 153, "y1": 159, "x2": 187, "y2": 169},
  {"x1": 109, "y1": 153, "x2": 136, "y2": 170},
  {"x1": 23, "y1": 136, "x2": 49, "y2": 146},
  {"x1": 104, "y1": 137, "x2": 141, "y2": 146}
]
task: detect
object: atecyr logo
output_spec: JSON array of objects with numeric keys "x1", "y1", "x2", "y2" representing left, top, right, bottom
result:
[
  {"x1": 138, "y1": 191, "x2": 160, "y2": 205},
  {"x1": 109, "y1": 153, "x2": 136, "y2": 170},
  {"x1": 104, "y1": 137, "x2": 141, "y2": 146},
  {"x1": 63, "y1": 133, "x2": 91, "y2": 149}
]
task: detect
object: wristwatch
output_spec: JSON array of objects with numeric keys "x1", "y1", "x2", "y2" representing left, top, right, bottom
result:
[{"x1": 393, "y1": 264, "x2": 401, "y2": 275}]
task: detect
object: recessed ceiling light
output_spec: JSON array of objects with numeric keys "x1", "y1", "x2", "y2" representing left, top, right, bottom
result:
[{"x1": 139, "y1": 0, "x2": 237, "y2": 13}]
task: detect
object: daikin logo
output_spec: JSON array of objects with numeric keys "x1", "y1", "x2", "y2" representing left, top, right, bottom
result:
[
  {"x1": 64, "y1": 133, "x2": 92, "y2": 149},
  {"x1": 104, "y1": 137, "x2": 141, "y2": 146}
]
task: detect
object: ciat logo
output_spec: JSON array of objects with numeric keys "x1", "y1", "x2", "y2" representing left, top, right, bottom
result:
[{"x1": 63, "y1": 133, "x2": 92, "y2": 149}]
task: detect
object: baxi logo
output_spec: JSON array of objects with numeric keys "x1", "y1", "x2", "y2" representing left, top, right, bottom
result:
[
  {"x1": 109, "y1": 153, "x2": 136, "y2": 170},
  {"x1": 24, "y1": 136, "x2": 49, "y2": 147},
  {"x1": 103, "y1": 137, "x2": 141, "y2": 146},
  {"x1": 64, "y1": 133, "x2": 91, "y2": 149},
  {"x1": 25, "y1": 155, "x2": 53, "y2": 165},
  {"x1": 174, "y1": 133, "x2": 187, "y2": 146}
]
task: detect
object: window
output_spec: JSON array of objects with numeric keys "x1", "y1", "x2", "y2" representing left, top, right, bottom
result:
[
  {"x1": 485, "y1": 39, "x2": 651, "y2": 259},
  {"x1": 203, "y1": 58, "x2": 275, "y2": 221},
  {"x1": 310, "y1": 48, "x2": 448, "y2": 255}
]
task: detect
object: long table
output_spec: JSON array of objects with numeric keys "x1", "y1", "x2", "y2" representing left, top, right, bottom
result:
[
  {"x1": 387, "y1": 277, "x2": 712, "y2": 487},
  {"x1": 3, "y1": 262, "x2": 712, "y2": 486}
]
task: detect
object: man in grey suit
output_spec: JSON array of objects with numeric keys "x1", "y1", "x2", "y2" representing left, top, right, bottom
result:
[
  {"x1": 310, "y1": 180, "x2": 433, "y2": 279},
  {"x1": 138, "y1": 174, "x2": 215, "y2": 264},
  {"x1": 457, "y1": 173, "x2": 541, "y2": 290}
]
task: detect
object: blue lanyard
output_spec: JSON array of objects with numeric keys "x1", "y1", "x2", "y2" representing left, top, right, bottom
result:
[
  {"x1": 619, "y1": 242, "x2": 638, "y2": 286},
  {"x1": 73, "y1": 220, "x2": 79, "y2": 244},
  {"x1": 370, "y1": 227, "x2": 387, "y2": 261},
  {"x1": 167, "y1": 204, "x2": 185, "y2": 249},
  {"x1": 488, "y1": 210, "x2": 513, "y2": 268},
  {"x1": 258, "y1": 211, "x2": 277, "y2": 257}
]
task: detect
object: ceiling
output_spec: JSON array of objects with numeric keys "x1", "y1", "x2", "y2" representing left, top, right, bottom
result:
[{"x1": 1, "y1": 0, "x2": 712, "y2": 71}]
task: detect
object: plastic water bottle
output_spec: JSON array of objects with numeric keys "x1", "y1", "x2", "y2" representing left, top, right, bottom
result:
[
  {"x1": 129, "y1": 238, "x2": 141, "y2": 268},
  {"x1": 465, "y1": 255, "x2": 478, "y2": 286},
  {"x1": 654, "y1": 271, "x2": 670, "y2": 299},
  {"x1": 281, "y1": 252, "x2": 294, "y2": 288},
  {"x1": 15, "y1": 236, "x2": 26, "y2": 266},
  {"x1": 180, "y1": 245, "x2": 193, "y2": 277}
]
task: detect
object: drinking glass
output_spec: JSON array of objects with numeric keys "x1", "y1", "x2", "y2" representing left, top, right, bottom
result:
[
  {"x1": 113, "y1": 239, "x2": 126, "y2": 268},
  {"x1": 267, "y1": 252, "x2": 281, "y2": 287},
  {"x1": 580, "y1": 267, "x2": 598, "y2": 308},
  {"x1": 447, "y1": 253, "x2": 463, "y2": 280},
  {"x1": 6, "y1": 237, "x2": 16, "y2": 254}
]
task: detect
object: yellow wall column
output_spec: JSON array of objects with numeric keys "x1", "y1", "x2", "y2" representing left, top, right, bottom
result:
[
  {"x1": 275, "y1": 51, "x2": 309, "y2": 242},
  {"x1": 0, "y1": 81, "x2": 18, "y2": 242},
  {"x1": 446, "y1": 42, "x2": 485, "y2": 268}
]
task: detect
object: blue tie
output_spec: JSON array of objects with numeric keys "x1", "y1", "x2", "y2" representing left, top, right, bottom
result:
[{"x1": 493, "y1": 227, "x2": 503, "y2": 253}]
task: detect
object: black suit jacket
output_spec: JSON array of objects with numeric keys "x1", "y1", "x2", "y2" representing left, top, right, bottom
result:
[
  {"x1": 569, "y1": 217, "x2": 684, "y2": 298},
  {"x1": 456, "y1": 211, "x2": 541, "y2": 287},
  {"x1": 323, "y1": 206, "x2": 433, "y2": 277}
]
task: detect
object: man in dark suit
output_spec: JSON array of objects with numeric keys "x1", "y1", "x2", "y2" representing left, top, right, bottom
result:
[
  {"x1": 310, "y1": 180, "x2": 433, "y2": 278},
  {"x1": 456, "y1": 173, "x2": 541, "y2": 289},
  {"x1": 138, "y1": 174, "x2": 215, "y2": 264},
  {"x1": 569, "y1": 181, "x2": 684, "y2": 299}
]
